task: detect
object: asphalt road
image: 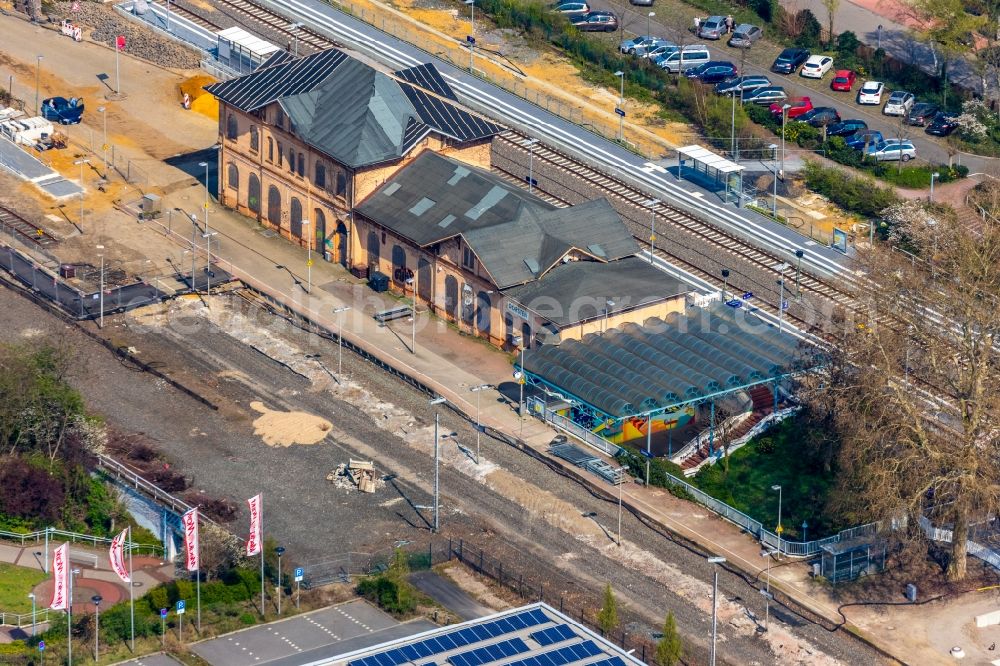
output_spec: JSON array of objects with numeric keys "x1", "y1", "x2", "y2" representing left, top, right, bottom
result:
[
  {"x1": 410, "y1": 571, "x2": 493, "y2": 621},
  {"x1": 115, "y1": 654, "x2": 185, "y2": 666},
  {"x1": 594, "y1": 2, "x2": 993, "y2": 173}
]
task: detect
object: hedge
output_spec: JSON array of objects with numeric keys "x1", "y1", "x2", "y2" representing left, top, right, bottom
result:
[{"x1": 801, "y1": 161, "x2": 899, "y2": 218}]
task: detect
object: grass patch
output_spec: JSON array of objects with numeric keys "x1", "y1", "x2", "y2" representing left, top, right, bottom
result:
[
  {"x1": 0, "y1": 562, "x2": 47, "y2": 613},
  {"x1": 688, "y1": 419, "x2": 843, "y2": 541}
]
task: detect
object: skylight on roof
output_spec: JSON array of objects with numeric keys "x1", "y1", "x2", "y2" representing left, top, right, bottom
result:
[
  {"x1": 409, "y1": 197, "x2": 436, "y2": 216},
  {"x1": 383, "y1": 183, "x2": 401, "y2": 196},
  {"x1": 466, "y1": 186, "x2": 508, "y2": 221},
  {"x1": 438, "y1": 214, "x2": 456, "y2": 228},
  {"x1": 524, "y1": 258, "x2": 540, "y2": 274},
  {"x1": 447, "y1": 166, "x2": 471, "y2": 186}
]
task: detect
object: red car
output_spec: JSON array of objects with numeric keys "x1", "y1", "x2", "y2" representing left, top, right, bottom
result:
[
  {"x1": 830, "y1": 70, "x2": 856, "y2": 91},
  {"x1": 770, "y1": 97, "x2": 813, "y2": 118}
]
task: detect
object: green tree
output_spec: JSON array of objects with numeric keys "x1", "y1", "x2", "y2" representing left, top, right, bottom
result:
[
  {"x1": 904, "y1": 0, "x2": 986, "y2": 105},
  {"x1": 655, "y1": 612, "x2": 683, "y2": 666},
  {"x1": 596, "y1": 583, "x2": 619, "y2": 637}
]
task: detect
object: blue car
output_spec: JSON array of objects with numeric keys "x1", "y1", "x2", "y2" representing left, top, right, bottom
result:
[
  {"x1": 41, "y1": 97, "x2": 84, "y2": 125},
  {"x1": 845, "y1": 129, "x2": 883, "y2": 150}
]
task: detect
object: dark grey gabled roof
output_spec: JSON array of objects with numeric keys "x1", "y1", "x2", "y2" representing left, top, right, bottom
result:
[
  {"x1": 205, "y1": 49, "x2": 350, "y2": 112},
  {"x1": 355, "y1": 151, "x2": 638, "y2": 288},
  {"x1": 393, "y1": 63, "x2": 458, "y2": 100}
]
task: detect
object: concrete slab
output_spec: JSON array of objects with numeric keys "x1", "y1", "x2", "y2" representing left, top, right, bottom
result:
[{"x1": 0, "y1": 543, "x2": 22, "y2": 564}]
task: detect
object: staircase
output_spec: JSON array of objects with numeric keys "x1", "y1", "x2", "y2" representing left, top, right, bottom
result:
[
  {"x1": 679, "y1": 386, "x2": 774, "y2": 472},
  {"x1": 956, "y1": 204, "x2": 985, "y2": 235}
]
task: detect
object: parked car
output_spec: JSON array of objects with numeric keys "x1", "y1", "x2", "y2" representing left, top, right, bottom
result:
[
  {"x1": 715, "y1": 75, "x2": 771, "y2": 96},
  {"x1": 657, "y1": 45, "x2": 711, "y2": 72},
  {"x1": 827, "y1": 119, "x2": 868, "y2": 137},
  {"x1": 857, "y1": 80, "x2": 884, "y2": 105},
  {"x1": 906, "y1": 102, "x2": 940, "y2": 126},
  {"x1": 867, "y1": 139, "x2": 917, "y2": 161},
  {"x1": 926, "y1": 112, "x2": 959, "y2": 136},
  {"x1": 629, "y1": 0, "x2": 653, "y2": 6},
  {"x1": 40, "y1": 97, "x2": 84, "y2": 124},
  {"x1": 800, "y1": 107, "x2": 841, "y2": 127},
  {"x1": 771, "y1": 97, "x2": 813, "y2": 118},
  {"x1": 845, "y1": 129, "x2": 883, "y2": 150},
  {"x1": 830, "y1": 70, "x2": 856, "y2": 91},
  {"x1": 619, "y1": 35, "x2": 656, "y2": 54},
  {"x1": 883, "y1": 90, "x2": 915, "y2": 116},
  {"x1": 698, "y1": 15, "x2": 728, "y2": 40},
  {"x1": 634, "y1": 38, "x2": 674, "y2": 58},
  {"x1": 728, "y1": 24, "x2": 762, "y2": 48},
  {"x1": 742, "y1": 86, "x2": 787, "y2": 105},
  {"x1": 571, "y1": 10, "x2": 618, "y2": 31},
  {"x1": 684, "y1": 61, "x2": 738, "y2": 83},
  {"x1": 553, "y1": 1, "x2": 589, "y2": 16},
  {"x1": 771, "y1": 47, "x2": 810, "y2": 74},
  {"x1": 800, "y1": 55, "x2": 833, "y2": 78}
]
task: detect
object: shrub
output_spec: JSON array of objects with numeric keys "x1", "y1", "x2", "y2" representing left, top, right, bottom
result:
[
  {"x1": 357, "y1": 576, "x2": 417, "y2": 615},
  {"x1": 240, "y1": 612, "x2": 257, "y2": 626},
  {"x1": 802, "y1": 161, "x2": 900, "y2": 217},
  {"x1": 794, "y1": 10, "x2": 822, "y2": 48}
]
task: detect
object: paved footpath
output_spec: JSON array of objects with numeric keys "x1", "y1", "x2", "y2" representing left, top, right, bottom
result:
[{"x1": 114, "y1": 654, "x2": 185, "y2": 666}]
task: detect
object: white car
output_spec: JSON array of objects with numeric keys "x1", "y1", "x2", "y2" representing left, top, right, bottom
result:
[
  {"x1": 800, "y1": 55, "x2": 833, "y2": 78},
  {"x1": 857, "y1": 80, "x2": 884, "y2": 105},
  {"x1": 883, "y1": 90, "x2": 915, "y2": 116}
]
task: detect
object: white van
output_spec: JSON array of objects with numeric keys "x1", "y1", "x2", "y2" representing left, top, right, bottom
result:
[{"x1": 657, "y1": 45, "x2": 711, "y2": 73}]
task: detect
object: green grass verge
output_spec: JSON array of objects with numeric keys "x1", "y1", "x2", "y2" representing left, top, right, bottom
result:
[{"x1": 0, "y1": 562, "x2": 47, "y2": 613}]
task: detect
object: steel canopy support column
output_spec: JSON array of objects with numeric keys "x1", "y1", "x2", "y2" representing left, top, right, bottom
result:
[{"x1": 708, "y1": 399, "x2": 716, "y2": 457}]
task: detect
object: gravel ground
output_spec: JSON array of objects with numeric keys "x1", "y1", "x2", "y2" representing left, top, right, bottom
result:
[{"x1": 0, "y1": 282, "x2": 888, "y2": 665}]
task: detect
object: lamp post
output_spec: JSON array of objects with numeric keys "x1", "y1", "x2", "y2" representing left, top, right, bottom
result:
[
  {"x1": 301, "y1": 219, "x2": 312, "y2": 293},
  {"x1": 465, "y1": 0, "x2": 476, "y2": 73},
  {"x1": 98, "y1": 106, "x2": 108, "y2": 176},
  {"x1": 603, "y1": 298, "x2": 615, "y2": 333},
  {"x1": 769, "y1": 143, "x2": 778, "y2": 215},
  {"x1": 707, "y1": 556, "x2": 726, "y2": 666},
  {"x1": 721, "y1": 268, "x2": 729, "y2": 303},
  {"x1": 877, "y1": 24, "x2": 883, "y2": 51},
  {"x1": 429, "y1": 397, "x2": 447, "y2": 532},
  {"x1": 644, "y1": 198, "x2": 659, "y2": 261},
  {"x1": 288, "y1": 22, "x2": 303, "y2": 56},
  {"x1": 517, "y1": 343, "x2": 526, "y2": 439},
  {"x1": 525, "y1": 138, "x2": 538, "y2": 193},
  {"x1": 275, "y1": 546, "x2": 285, "y2": 615},
  {"x1": 613, "y1": 467, "x2": 627, "y2": 546},
  {"x1": 68, "y1": 567, "x2": 80, "y2": 666},
  {"x1": 35, "y1": 55, "x2": 43, "y2": 114},
  {"x1": 772, "y1": 484, "x2": 783, "y2": 535},
  {"x1": 794, "y1": 249, "x2": 804, "y2": 296},
  {"x1": 930, "y1": 171, "x2": 940, "y2": 202},
  {"x1": 333, "y1": 306, "x2": 350, "y2": 377},
  {"x1": 646, "y1": 11, "x2": 655, "y2": 38},
  {"x1": 198, "y1": 161, "x2": 213, "y2": 294},
  {"x1": 780, "y1": 103, "x2": 791, "y2": 180},
  {"x1": 613, "y1": 71, "x2": 625, "y2": 142},
  {"x1": 28, "y1": 593, "x2": 35, "y2": 637},
  {"x1": 759, "y1": 549, "x2": 778, "y2": 632},
  {"x1": 470, "y1": 384, "x2": 491, "y2": 464},
  {"x1": 96, "y1": 244, "x2": 105, "y2": 328},
  {"x1": 408, "y1": 306, "x2": 416, "y2": 355},
  {"x1": 92, "y1": 595, "x2": 102, "y2": 661},
  {"x1": 776, "y1": 263, "x2": 789, "y2": 333}
]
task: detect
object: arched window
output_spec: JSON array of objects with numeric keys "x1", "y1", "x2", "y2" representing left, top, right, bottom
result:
[
  {"x1": 226, "y1": 114, "x2": 237, "y2": 141},
  {"x1": 267, "y1": 185, "x2": 281, "y2": 225},
  {"x1": 248, "y1": 174, "x2": 261, "y2": 214},
  {"x1": 290, "y1": 198, "x2": 303, "y2": 237},
  {"x1": 249, "y1": 125, "x2": 259, "y2": 152},
  {"x1": 313, "y1": 208, "x2": 326, "y2": 249},
  {"x1": 227, "y1": 162, "x2": 239, "y2": 190}
]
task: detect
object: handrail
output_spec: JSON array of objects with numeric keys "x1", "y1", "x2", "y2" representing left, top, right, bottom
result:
[
  {"x1": 0, "y1": 527, "x2": 162, "y2": 555},
  {"x1": 0, "y1": 608, "x2": 52, "y2": 628}
]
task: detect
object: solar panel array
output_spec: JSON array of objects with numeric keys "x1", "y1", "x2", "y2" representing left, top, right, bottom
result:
[
  {"x1": 393, "y1": 64, "x2": 459, "y2": 101},
  {"x1": 529, "y1": 625, "x2": 576, "y2": 647},
  {"x1": 449, "y1": 638, "x2": 529, "y2": 666},
  {"x1": 399, "y1": 84, "x2": 501, "y2": 144},
  {"x1": 503, "y1": 640, "x2": 602, "y2": 666},
  {"x1": 206, "y1": 49, "x2": 350, "y2": 111}
]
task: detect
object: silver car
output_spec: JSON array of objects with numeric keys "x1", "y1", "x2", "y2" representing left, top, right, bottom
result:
[
  {"x1": 619, "y1": 35, "x2": 655, "y2": 54},
  {"x1": 883, "y1": 90, "x2": 915, "y2": 116},
  {"x1": 867, "y1": 139, "x2": 916, "y2": 162},
  {"x1": 698, "y1": 16, "x2": 727, "y2": 40},
  {"x1": 728, "y1": 24, "x2": 762, "y2": 48}
]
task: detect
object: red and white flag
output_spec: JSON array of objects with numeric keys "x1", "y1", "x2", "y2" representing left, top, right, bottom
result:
[
  {"x1": 246, "y1": 494, "x2": 262, "y2": 556},
  {"x1": 49, "y1": 543, "x2": 69, "y2": 610},
  {"x1": 109, "y1": 528, "x2": 131, "y2": 584},
  {"x1": 181, "y1": 508, "x2": 200, "y2": 572}
]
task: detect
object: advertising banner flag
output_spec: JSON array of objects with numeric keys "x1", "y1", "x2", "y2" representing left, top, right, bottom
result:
[
  {"x1": 181, "y1": 508, "x2": 200, "y2": 572},
  {"x1": 246, "y1": 494, "x2": 262, "y2": 556},
  {"x1": 110, "y1": 528, "x2": 131, "y2": 584},
  {"x1": 49, "y1": 543, "x2": 69, "y2": 610}
]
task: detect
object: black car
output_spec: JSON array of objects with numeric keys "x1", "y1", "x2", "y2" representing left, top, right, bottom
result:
[
  {"x1": 827, "y1": 119, "x2": 867, "y2": 137},
  {"x1": 800, "y1": 107, "x2": 841, "y2": 127},
  {"x1": 714, "y1": 75, "x2": 771, "y2": 96},
  {"x1": 926, "y1": 112, "x2": 959, "y2": 137},
  {"x1": 906, "y1": 102, "x2": 939, "y2": 126},
  {"x1": 684, "y1": 61, "x2": 738, "y2": 83},
  {"x1": 771, "y1": 47, "x2": 810, "y2": 74}
]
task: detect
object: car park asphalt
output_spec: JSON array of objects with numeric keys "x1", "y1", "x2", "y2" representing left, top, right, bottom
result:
[{"x1": 596, "y1": 0, "x2": 994, "y2": 172}]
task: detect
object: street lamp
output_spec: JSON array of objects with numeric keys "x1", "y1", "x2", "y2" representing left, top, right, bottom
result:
[
  {"x1": 646, "y1": 11, "x2": 655, "y2": 37},
  {"x1": 97, "y1": 106, "x2": 108, "y2": 176},
  {"x1": 615, "y1": 467, "x2": 627, "y2": 546},
  {"x1": 707, "y1": 556, "x2": 726, "y2": 666},
  {"x1": 469, "y1": 384, "x2": 491, "y2": 464},
  {"x1": 465, "y1": 0, "x2": 476, "y2": 73},
  {"x1": 525, "y1": 138, "x2": 538, "y2": 193},
  {"x1": 613, "y1": 71, "x2": 625, "y2": 142},
  {"x1": 759, "y1": 549, "x2": 778, "y2": 632},
  {"x1": 35, "y1": 55, "x2": 43, "y2": 114},
  {"x1": 775, "y1": 263, "x2": 789, "y2": 334},
  {"x1": 68, "y1": 567, "x2": 81, "y2": 666},
  {"x1": 96, "y1": 244, "x2": 105, "y2": 328},
  {"x1": 772, "y1": 484, "x2": 783, "y2": 535},
  {"x1": 769, "y1": 143, "x2": 778, "y2": 215},
  {"x1": 930, "y1": 171, "x2": 940, "y2": 202},
  {"x1": 516, "y1": 343, "x2": 526, "y2": 439},
  {"x1": 288, "y1": 22, "x2": 303, "y2": 56},
  {"x1": 333, "y1": 305, "x2": 350, "y2": 377},
  {"x1": 28, "y1": 593, "x2": 35, "y2": 637},
  {"x1": 429, "y1": 397, "x2": 447, "y2": 532},
  {"x1": 644, "y1": 198, "x2": 659, "y2": 261},
  {"x1": 780, "y1": 103, "x2": 791, "y2": 180},
  {"x1": 721, "y1": 268, "x2": 730, "y2": 303},
  {"x1": 603, "y1": 298, "x2": 615, "y2": 333},
  {"x1": 275, "y1": 546, "x2": 285, "y2": 615},
  {"x1": 301, "y1": 218, "x2": 312, "y2": 292},
  {"x1": 198, "y1": 161, "x2": 212, "y2": 294},
  {"x1": 794, "y1": 249, "x2": 804, "y2": 296},
  {"x1": 92, "y1": 594, "x2": 102, "y2": 660}
]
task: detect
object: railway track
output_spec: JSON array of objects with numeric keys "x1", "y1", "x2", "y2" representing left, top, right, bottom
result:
[
  {"x1": 149, "y1": 0, "x2": 220, "y2": 32},
  {"x1": 0, "y1": 206, "x2": 58, "y2": 246}
]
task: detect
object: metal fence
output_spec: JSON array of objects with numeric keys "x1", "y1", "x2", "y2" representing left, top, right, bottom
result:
[
  {"x1": 0, "y1": 609, "x2": 51, "y2": 629},
  {"x1": 0, "y1": 527, "x2": 162, "y2": 555}
]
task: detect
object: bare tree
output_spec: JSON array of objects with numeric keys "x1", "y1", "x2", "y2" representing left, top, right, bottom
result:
[
  {"x1": 821, "y1": 0, "x2": 840, "y2": 47},
  {"x1": 902, "y1": 0, "x2": 986, "y2": 106},
  {"x1": 801, "y1": 203, "x2": 1000, "y2": 581}
]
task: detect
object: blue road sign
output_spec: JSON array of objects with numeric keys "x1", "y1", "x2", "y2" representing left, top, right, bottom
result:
[
  {"x1": 160, "y1": 608, "x2": 168, "y2": 618},
  {"x1": 38, "y1": 641, "x2": 45, "y2": 651},
  {"x1": 176, "y1": 600, "x2": 186, "y2": 614},
  {"x1": 639, "y1": 449, "x2": 655, "y2": 458},
  {"x1": 725, "y1": 299, "x2": 743, "y2": 308},
  {"x1": 614, "y1": 107, "x2": 626, "y2": 117},
  {"x1": 294, "y1": 567, "x2": 304, "y2": 582},
  {"x1": 781, "y1": 300, "x2": 789, "y2": 311},
  {"x1": 742, "y1": 291, "x2": 754, "y2": 300},
  {"x1": 466, "y1": 35, "x2": 476, "y2": 44}
]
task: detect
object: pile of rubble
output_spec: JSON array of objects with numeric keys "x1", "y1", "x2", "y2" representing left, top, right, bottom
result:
[
  {"x1": 50, "y1": 2, "x2": 203, "y2": 69},
  {"x1": 327, "y1": 460, "x2": 383, "y2": 493}
]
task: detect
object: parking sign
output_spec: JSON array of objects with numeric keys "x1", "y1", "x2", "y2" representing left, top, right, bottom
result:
[
  {"x1": 294, "y1": 567, "x2": 304, "y2": 582},
  {"x1": 176, "y1": 600, "x2": 186, "y2": 615}
]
